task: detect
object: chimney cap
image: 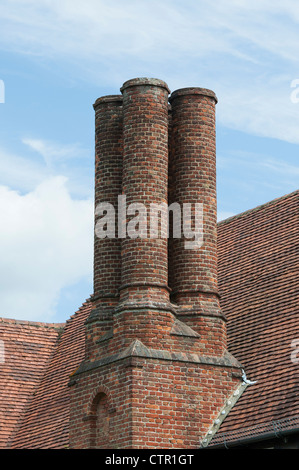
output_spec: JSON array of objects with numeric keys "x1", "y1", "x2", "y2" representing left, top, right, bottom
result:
[
  {"x1": 93, "y1": 95, "x2": 123, "y2": 109},
  {"x1": 120, "y1": 77, "x2": 170, "y2": 94},
  {"x1": 169, "y1": 87, "x2": 218, "y2": 104}
]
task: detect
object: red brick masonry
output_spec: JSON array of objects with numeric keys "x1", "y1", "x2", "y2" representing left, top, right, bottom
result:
[
  {"x1": 3, "y1": 79, "x2": 297, "y2": 449},
  {"x1": 69, "y1": 78, "x2": 242, "y2": 449},
  {"x1": 1, "y1": 190, "x2": 297, "y2": 448}
]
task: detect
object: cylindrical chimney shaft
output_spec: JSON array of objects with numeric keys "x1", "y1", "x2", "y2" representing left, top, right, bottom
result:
[
  {"x1": 93, "y1": 95, "x2": 123, "y2": 310},
  {"x1": 168, "y1": 88, "x2": 219, "y2": 306},
  {"x1": 120, "y1": 78, "x2": 170, "y2": 304}
]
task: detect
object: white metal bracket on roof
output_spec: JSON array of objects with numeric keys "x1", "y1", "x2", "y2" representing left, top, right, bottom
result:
[{"x1": 200, "y1": 380, "x2": 249, "y2": 448}]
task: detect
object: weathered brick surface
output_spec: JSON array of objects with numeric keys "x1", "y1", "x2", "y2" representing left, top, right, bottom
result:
[
  {"x1": 168, "y1": 87, "x2": 227, "y2": 351},
  {"x1": 69, "y1": 78, "x2": 242, "y2": 449},
  {"x1": 4, "y1": 190, "x2": 298, "y2": 449},
  {"x1": 119, "y1": 78, "x2": 170, "y2": 302},
  {"x1": 69, "y1": 357, "x2": 240, "y2": 449},
  {"x1": 87, "y1": 95, "x2": 123, "y2": 359},
  {"x1": 168, "y1": 87, "x2": 219, "y2": 299},
  {"x1": 93, "y1": 95, "x2": 123, "y2": 306}
]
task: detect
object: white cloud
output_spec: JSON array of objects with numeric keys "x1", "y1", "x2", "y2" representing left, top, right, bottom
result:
[
  {"x1": 0, "y1": 138, "x2": 94, "y2": 199},
  {"x1": 22, "y1": 138, "x2": 94, "y2": 198},
  {"x1": 21, "y1": 138, "x2": 93, "y2": 197},
  {"x1": 0, "y1": 176, "x2": 93, "y2": 321},
  {"x1": 0, "y1": 137, "x2": 93, "y2": 199},
  {"x1": 0, "y1": 147, "x2": 48, "y2": 193}
]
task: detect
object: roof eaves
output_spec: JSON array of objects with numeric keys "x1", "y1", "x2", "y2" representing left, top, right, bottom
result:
[
  {"x1": 0, "y1": 317, "x2": 65, "y2": 330},
  {"x1": 207, "y1": 414, "x2": 299, "y2": 448}
]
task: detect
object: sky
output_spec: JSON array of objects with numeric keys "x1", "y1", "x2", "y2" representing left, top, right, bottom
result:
[{"x1": 0, "y1": 0, "x2": 298, "y2": 323}]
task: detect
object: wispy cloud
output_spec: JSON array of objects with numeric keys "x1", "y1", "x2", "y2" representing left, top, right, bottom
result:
[
  {"x1": 219, "y1": 151, "x2": 299, "y2": 175},
  {"x1": 1, "y1": 1, "x2": 299, "y2": 144},
  {"x1": 217, "y1": 150, "x2": 299, "y2": 205},
  {"x1": 260, "y1": 158, "x2": 299, "y2": 175},
  {"x1": 0, "y1": 1, "x2": 235, "y2": 59},
  {"x1": 1, "y1": 1, "x2": 298, "y2": 69},
  {"x1": 0, "y1": 138, "x2": 93, "y2": 198},
  {"x1": 1, "y1": 1, "x2": 298, "y2": 62},
  {"x1": 22, "y1": 137, "x2": 90, "y2": 168},
  {"x1": 0, "y1": 146, "x2": 47, "y2": 193},
  {"x1": 216, "y1": 76, "x2": 299, "y2": 144}
]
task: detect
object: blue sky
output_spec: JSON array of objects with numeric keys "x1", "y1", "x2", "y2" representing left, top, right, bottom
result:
[{"x1": 0, "y1": 0, "x2": 298, "y2": 323}]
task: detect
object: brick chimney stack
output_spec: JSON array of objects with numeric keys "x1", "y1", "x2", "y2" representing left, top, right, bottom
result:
[
  {"x1": 168, "y1": 88, "x2": 227, "y2": 355},
  {"x1": 113, "y1": 78, "x2": 175, "y2": 349},
  {"x1": 69, "y1": 78, "x2": 242, "y2": 449}
]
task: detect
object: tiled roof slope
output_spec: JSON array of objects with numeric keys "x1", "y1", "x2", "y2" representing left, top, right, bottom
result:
[
  {"x1": 9, "y1": 301, "x2": 91, "y2": 449},
  {"x1": 0, "y1": 318, "x2": 63, "y2": 448},
  {"x1": 0, "y1": 190, "x2": 298, "y2": 448},
  {"x1": 210, "y1": 190, "x2": 299, "y2": 446}
]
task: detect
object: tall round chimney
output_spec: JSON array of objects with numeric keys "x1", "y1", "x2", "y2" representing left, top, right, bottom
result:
[
  {"x1": 168, "y1": 88, "x2": 226, "y2": 350},
  {"x1": 119, "y1": 78, "x2": 171, "y2": 305},
  {"x1": 92, "y1": 95, "x2": 123, "y2": 312}
]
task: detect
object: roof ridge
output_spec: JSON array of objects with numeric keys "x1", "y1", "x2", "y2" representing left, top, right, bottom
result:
[
  {"x1": 0, "y1": 317, "x2": 65, "y2": 329},
  {"x1": 210, "y1": 414, "x2": 299, "y2": 447},
  {"x1": 218, "y1": 189, "x2": 299, "y2": 226}
]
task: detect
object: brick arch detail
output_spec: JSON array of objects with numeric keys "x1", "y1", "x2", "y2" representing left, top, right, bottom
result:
[
  {"x1": 87, "y1": 384, "x2": 115, "y2": 417},
  {"x1": 87, "y1": 384, "x2": 115, "y2": 449}
]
